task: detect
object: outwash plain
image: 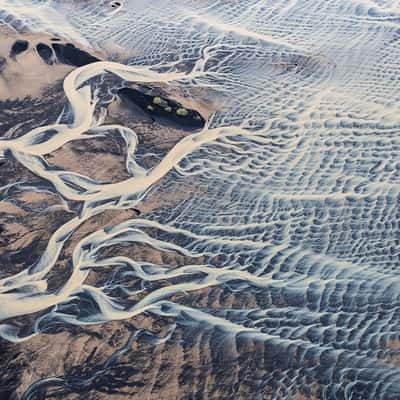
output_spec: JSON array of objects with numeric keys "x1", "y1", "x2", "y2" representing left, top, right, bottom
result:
[{"x1": 0, "y1": 1, "x2": 399, "y2": 399}]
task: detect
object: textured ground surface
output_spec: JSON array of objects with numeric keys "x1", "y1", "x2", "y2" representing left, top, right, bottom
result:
[{"x1": 0, "y1": 1, "x2": 399, "y2": 399}]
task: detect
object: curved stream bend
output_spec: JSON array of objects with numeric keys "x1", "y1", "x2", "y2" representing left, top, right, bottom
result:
[
  {"x1": 1, "y1": 1, "x2": 400, "y2": 398},
  {"x1": 0, "y1": 60, "x2": 255, "y2": 340}
]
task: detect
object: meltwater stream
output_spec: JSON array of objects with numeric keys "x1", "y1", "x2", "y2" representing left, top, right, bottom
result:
[{"x1": 0, "y1": 0, "x2": 399, "y2": 399}]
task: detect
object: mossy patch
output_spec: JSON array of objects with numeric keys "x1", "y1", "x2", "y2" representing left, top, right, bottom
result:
[
  {"x1": 153, "y1": 96, "x2": 168, "y2": 107},
  {"x1": 176, "y1": 108, "x2": 188, "y2": 117}
]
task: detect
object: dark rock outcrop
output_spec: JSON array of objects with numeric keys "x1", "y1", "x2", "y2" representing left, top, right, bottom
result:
[
  {"x1": 36, "y1": 43, "x2": 54, "y2": 65},
  {"x1": 10, "y1": 40, "x2": 28, "y2": 57},
  {"x1": 51, "y1": 43, "x2": 100, "y2": 67},
  {"x1": 118, "y1": 87, "x2": 205, "y2": 130}
]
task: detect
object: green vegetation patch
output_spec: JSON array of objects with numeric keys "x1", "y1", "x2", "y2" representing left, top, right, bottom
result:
[{"x1": 176, "y1": 107, "x2": 189, "y2": 117}]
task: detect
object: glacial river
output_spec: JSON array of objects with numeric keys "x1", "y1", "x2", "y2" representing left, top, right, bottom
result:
[{"x1": 0, "y1": 1, "x2": 399, "y2": 399}]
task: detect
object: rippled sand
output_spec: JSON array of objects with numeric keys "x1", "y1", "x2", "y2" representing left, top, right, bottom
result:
[{"x1": 0, "y1": 1, "x2": 399, "y2": 399}]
